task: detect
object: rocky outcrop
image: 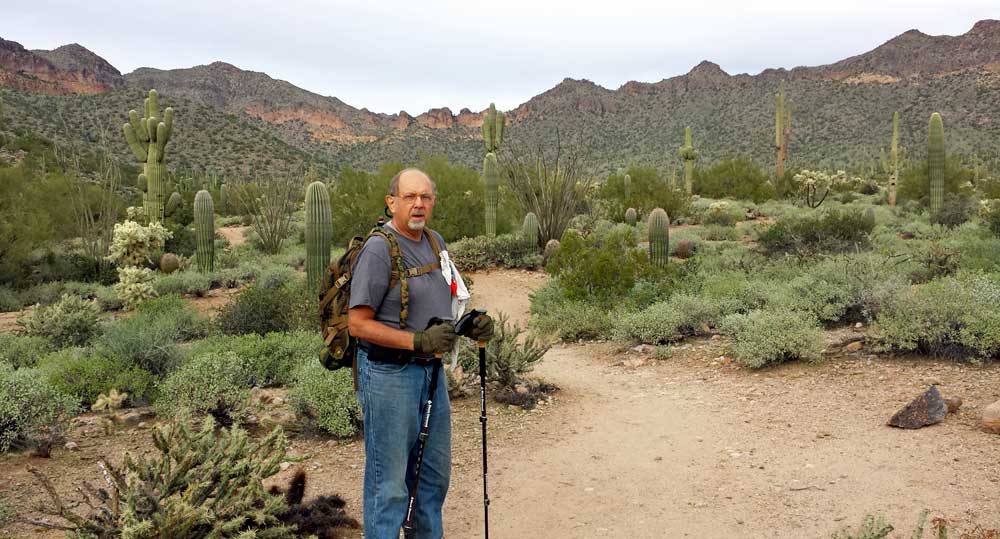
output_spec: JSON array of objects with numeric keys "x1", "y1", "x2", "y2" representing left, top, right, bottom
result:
[
  {"x1": 0, "y1": 38, "x2": 122, "y2": 94},
  {"x1": 416, "y1": 107, "x2": 455, "y2": 129}
]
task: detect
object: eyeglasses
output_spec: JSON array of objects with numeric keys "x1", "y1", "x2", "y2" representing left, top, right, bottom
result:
[{"x1": 395, "y1": 193, "x2": 436, "y2": 204}]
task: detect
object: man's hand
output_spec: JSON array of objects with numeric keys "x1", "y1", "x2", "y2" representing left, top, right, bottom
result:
[
  {"x1": 470, "y1": 313, "x2": 494, "y2": 342},
  {"x1": 414, "y1": 322, "x2": 457, "y2": 354}
]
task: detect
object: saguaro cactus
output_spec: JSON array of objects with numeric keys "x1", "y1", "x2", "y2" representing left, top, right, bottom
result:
[
  {"x1": 305, "y1": 181, "x2": 332, "y2": 292},
  {"x1": 482, "y1": 103, "x2": 505, "y2": 237},
  {"x1": 219, "y1": 183, "x2": 229, "y2": 216},
  {"x1": 623, "y1": 173, "x2": 632, "y2": 202},
  {"x1": 164, "y1": 191, "x2": 182, "y2": 217},
  {"x1": 522, "y1": 212, "x2": 539, "y2": 249},
  {"x1": 194, "y1": 190, "x2": 215, "y2": 273},
  {"x1": 889, "y1": 111, "x2": 900, "y2": 207},
  {"x1": 678, "y1": 127, "x2": 697, "y2": 195},
  {"x1": 123, "y1": 89, "x2": 174, "y2": 224},
  {"x1": 928, "y1": 112, "x2": 945, "y2": 216},
  {"x1": 648, "y1": 208, "x2": 670, "y2": 268},
  {"x1": 775, "y1": 81, "x2": 792, "y2": 180},
  {"x1": 625, "y1": 207, "x2": 637, "y2": 227}
]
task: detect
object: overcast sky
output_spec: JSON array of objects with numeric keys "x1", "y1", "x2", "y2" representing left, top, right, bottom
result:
[{"x1": 3, "y1": 0, "x2": 996, "y2": 114}]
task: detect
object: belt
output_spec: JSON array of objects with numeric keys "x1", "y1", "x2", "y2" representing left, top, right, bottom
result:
[{"x1": 358, "y1": 340, "x2": 438, "y2": 366}]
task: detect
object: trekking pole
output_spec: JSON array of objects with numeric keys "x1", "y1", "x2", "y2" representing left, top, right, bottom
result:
[
  {"x1": 402, "y1": 320, "x2": 446, "y2": 539},
  {"x1": 477, "y1": 338, "x2": 490, "y2": 539}
]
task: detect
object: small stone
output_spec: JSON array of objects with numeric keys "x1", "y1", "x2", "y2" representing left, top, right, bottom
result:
[
  {"x1": 944, "y1": 397, "x2": 963, "y2": 414},
  {"x1": 983, "y1": 400, "x2": 1000, "y2": 434},
  {"x1": 710, "y1": 335, "x2": 721, "y2": 341},
  {"x1": 64, "y1": 441, "x2": 79, "y2": 451},
  {"x1": 280, "y1": 462, "x2": 292, "y2": 471},
  {"x1": 854, "y1": 322, "x2": 864, "y2": 329},
  {"x1": 515, "y1": 385, "x2": 529, "y2": 395},
  {"x1": 631, "y1": 344, "x2": 654, "y2": 354},
  {"x1": 844, "y1": 341, "x2": 863, "y2": 353},
  {"x1": 888, "y1": 386, "x2": 948, "y2": 429},
  {"x1": 137, "y1": 422, "x2": 148, "y2": 428}
]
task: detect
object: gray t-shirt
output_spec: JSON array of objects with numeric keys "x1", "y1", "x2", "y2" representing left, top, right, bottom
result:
[{"x1": 349, "y1": 223, "x2": 453, "y2": 334}]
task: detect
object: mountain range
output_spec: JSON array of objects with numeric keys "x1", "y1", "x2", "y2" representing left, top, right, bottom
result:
[{"x1": 1, "y1": 20, "x2": 999, "y2": 176}]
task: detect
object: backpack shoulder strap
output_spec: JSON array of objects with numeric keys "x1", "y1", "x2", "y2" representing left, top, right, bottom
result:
[
  {"x1": 403, "y1": 229, "x2": 443, "y2": 278},
  {"x1": 369, "y1": 227, "x2": 409, "y2": 329}
]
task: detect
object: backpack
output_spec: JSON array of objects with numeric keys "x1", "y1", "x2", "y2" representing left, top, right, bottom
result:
[{"x1": 318, "y1": 220, "x2": 443, "y2": 387}]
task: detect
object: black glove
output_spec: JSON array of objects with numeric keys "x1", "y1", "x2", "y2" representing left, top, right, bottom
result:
[
  {"x1": 414, "y1": 322, "x2": 457, "y2": 354},
  {"x1": 470, "y1": 313, "x2": 494, "y2": 342}
]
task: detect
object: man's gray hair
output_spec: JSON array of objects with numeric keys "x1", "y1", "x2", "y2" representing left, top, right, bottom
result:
[{"x1": 388, "y1": 168, "x2": 437, "y2": 196}]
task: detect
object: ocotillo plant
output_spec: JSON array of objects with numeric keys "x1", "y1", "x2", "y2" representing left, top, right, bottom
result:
[
  {"x1": 305, "y1": 181, "x2": 332, "y2": 292},
  {"x1": 194, "y1": 190, "x2": 215, "y2": 272},
  {"x1": 625, "y1": 207, "x2": 637, "y2": 226},
  {"x1": 889, "y1": 111, "x2": 900, "y2": 206},
  {"x1": 522, "y1": 212, "x2": 540, "y2": 250},
  {"x1": 482, "y1": 102, "x2": 505, "y2": 237},
  {"x1": 928, "y1": 112, "x2": 945, "y2": 216},
  {"x1": 678, "y1": 127, "x2": 697, "y2": 195},
  {"x1": 775, "y1": 81, "x2": 792, "y2": 180},
  {"x1": 648, "y1": 208, "x2": 670, "y2": 268},
  {"x1": 123, "y1": 89, "x2": 173, "y2": 224}
]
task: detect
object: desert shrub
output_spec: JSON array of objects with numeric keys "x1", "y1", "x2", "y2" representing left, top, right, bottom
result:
[
  {"x1": 546, "y1": 227, "x2": 648, "y2": 302},
  {"x1": 456, "y1": 312, "x2": 550, "y2": 388},
  {"x1": 614, "y1": 294, "x2": 727, "y2": 344},
  {"x1": 155, "y1": 351, "x2": 253, "y2": 424},
  {"x1": 598, "y1": 167, "x2": 691, "y2": 222},
  {"x1": 289, "y1": 360, "x2": 361, "y2": 437},
  {"x1": 870, "y1": 272, "x2": 1000, "y2": 362},
  {"x1": 163, "y1": 221, "x2": 197, "y2": 257},
  {"x1": 448, "y1": 233, "x2": 540, "y2": 271},
  {"x1": 188, "y1": 330, "x2": 323, "y2": 388},
  {"x1": 758, "y1": 208, "x2": 875, "y2": 255},
  {"x1": 898, "y1": 156, "x2": 974, "y2": 204},
  {"x1": 17, "y1": 294, "x2": 102, "y2": 347},
  {"x1": 153, "y1": 269, "x2": 213, "y2": 297},
  {"x1": 215, "y1": 282, "x2": 298, "y2": 336},
  {"x1": 693, "y1": 156, "x2": 775, "y2": 203},
  {"x1": 94, "y1": 295, "x2": 208, "y2": 375},
  {"x1": 930, "y1": 193, "x2": 978, "y2": 228},
  {"x1": 700, "y1": 225, "x2": 741, "y2": 241},
  {"x1": 719, "y1": 309, "x2": 823, "y2": 368},
  {"x1": 983, "y1": 199, "x2": 1000, "y2": 237},
  {"x1": 36, "y1": 348, "x2": 156, "y2": 407},
  {"x1": 0, "y1": 286, "x2": 21, "y2": 312},
  {"x1": 0, "y1": 334, "x2": 55, "y2": 369},
  {"x1": 940, "y1": 222, "x2": 1000, "y2": 273},
  {"x1": 0, "y1": 364, "x2": 80, "y2": 454},
  {"x1": 529, "y1": 281, "x2": 616, "y2": 341},
  {"x1": 701, "y1": 200, "x2": 742, "y2": 227}
]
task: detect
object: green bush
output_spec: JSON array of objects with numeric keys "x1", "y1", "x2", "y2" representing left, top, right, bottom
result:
[
  {"x1": 614, "y1": 294, "x2": 727, "y2": 344},
  {"x1": 758, "y1": 208, "x2": 875, "y2": 255},
  {"x1": 598, "y1": 166, "x2": 691, "y2": 222},
  {"x1": 693, "y1": 157, "x2": 776, "y2": 203},
  {"x1": 155, "y1": 351, "x2": 253, "y2": 424},
  {"x1": 529, "y1": 281, "x2": 616, "y2": 341},
  {"x1": 448, "y1": 233, "x2": 541, "y2": 271},
  {"x1": 289, "y1": 360, "x2": 361, "y2": 437},
  {"x1": 0, "y1": 286, "x2": 23, "y2": 312},
  {"x1": 37, "y1": 348, "x2": 156, "y2": 407},
  {"x1": 18, "y1": 294, "x2": 102, "y2": 347},
  {"x1": 0, "y1": 364, "x2": 80, "y2": 454},
  {"x1": 188, "y1": 330, "x2": 323, "y2": 388},
  {"x1": 719, "y1": 309, "x2": 824, "y2": 368},
  {"x1": 215, "y1": 283, "x2": 298, "y2": 336},
  {"x1": 930, "y1": 193, "x2": 978, "y2": 228},
  {"x1": 870, "y1": 272, "x2": 1000, "y2": 362},
  {"x1": 546, "y1": 227, "x2": 648, "y2": 302},
  {"x1": 700, "y1": 225, "x2": 741, "y2": 241},
  {"x1": 0, "y1": 334, "x2": 56, "y2": 369},
  {"x1": 456, "y1": 312, "x2": 550, "y2": 388},
  {"x1": 153, "y1": 270, "x2": 213, "y2": 297}
]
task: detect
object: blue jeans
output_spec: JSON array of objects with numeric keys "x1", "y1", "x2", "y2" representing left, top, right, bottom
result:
[{"x1": 356, "y1": 347, "x2": 451, "y2": 539}]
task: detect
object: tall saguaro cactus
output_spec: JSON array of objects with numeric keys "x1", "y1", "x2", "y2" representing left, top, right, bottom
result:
[
  {"x1": 194, "y1": 190, "x2": 215, "y2": 273},
  {"x1": 623, "y1": 173, "x2": 632, "y2": 202},
  {"x1": 522, "y1": 212, "x2": 539, "y2": 250},
  {"x1": 482, "y1": 102, "x2": 506, "y2": 237},
  {"x1": 678, "y1": 127, "x2": 697, "y2": 195},
  {"x1": 889, "y1": 111, "x2": 900, "y2": 207},
  {"x1": 123, "y1": 89, "x2": 174, "y2": 223},
  {"x1": 928, "y1": 112, "x2": 945, "y2": 216},
  {"x1": 648, "y1": 208, "x2": 670, "y2": 268},
  {"x1": 305, "y1": 181, "x2": 332, "y2": 292},
  {"x1": 775, "y1": 81, "x2": 792, "y2": 180}
]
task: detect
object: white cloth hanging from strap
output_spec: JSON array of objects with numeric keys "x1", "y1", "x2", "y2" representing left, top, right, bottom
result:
[{"x1": 439, "y1": 249, "x2": 470, "y2": 369}]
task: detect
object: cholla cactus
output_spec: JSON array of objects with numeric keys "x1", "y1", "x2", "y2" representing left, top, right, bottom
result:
[
  {"x1": 92, "y1": 389, "x2": 128, "y2": 412},
  {"x1": 114, "y1": 266, "x2": 157, "y2": 310},
  {"x1": 792, "y1": 170, "x2": 861, "y2": 209},
  {"x1": 106, "y1": 220, "x2": 172, "y2": 266}
]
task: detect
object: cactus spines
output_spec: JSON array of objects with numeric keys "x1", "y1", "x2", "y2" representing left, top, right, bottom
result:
[
  {"x1": 625, "y1": 207, "x2": 637, "y2": 226},
  {"x1": 194, "y1": 190, "x2": 215, "y2": 273},
  {"x1": 164, "y1": 191, "x2": 182, "y2": 217},
  {"x1": 305, "y1": 181, "x2": 332, "y2": 292},
  {"x1": 482, "y1": 103, "x2": 505, "y2": 153},
  {"x1": 522, "y1": 212, "x2": 539, "y2": 249},
  {"x1": 648, "y1": 207, "x2": 670, "y2": 268},
  {"x1": 623, "y1": 173, "x2": 632, "y2": 202},
  {"x1": 123, "y1": 89, "x2": 174, "y2": 224},
  {"x1": 928, "y1": 112, "x2": 945, "y2": 216},
  {"x1": 889, "y1": 111, "x2": 900, "y2": 206},
  {"x1": 775, "y1": 81, "x2": 792, "y2": 180},
  {"x1": 678, "y1": 127, "x2": 697, "y2": 195},
  {"x1": 483, "y1": 152, "x2": 499, "y2": 237}
]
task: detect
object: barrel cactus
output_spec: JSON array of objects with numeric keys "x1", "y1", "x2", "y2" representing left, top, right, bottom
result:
[
  {"x1": 648, "y1": 208, "x2": 670, "y2": 268},
  {"x1": 159, "y1": 253, "x2": 180, "y2": 274},
  {"x1": 123, "y1": 89, "x2": 173, "y2": 224},
  {"x1": 543, "y1": 238, "x2": 560, "y2": 263},
  {"x1": 522, "y1": 212, "x2": 539, "y2": 250},
  {"x1": 625, "y1": 207, "x2": 637, "y2": 227},
  {"x1": 483, "y1": 152, "x2": 499, "y2": 237},
  {"x1": 305, "y1": 181, "x2": 332, "y2": 292},
  {"x1": 928, "y1": 112, "x2": 945, "y2": 217},
  {"x1": 194, "y1": 190, "x2": 215, "y2": 273}
]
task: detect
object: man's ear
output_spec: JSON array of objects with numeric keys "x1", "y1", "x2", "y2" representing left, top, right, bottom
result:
[{"x1": 385, "y1": 194, "x2": 395, "y2": 215}]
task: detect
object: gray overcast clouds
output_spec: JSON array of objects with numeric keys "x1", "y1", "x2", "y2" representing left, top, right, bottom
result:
[{"x1": 2, "y1": 0, "x2": 996, "y2": 114}]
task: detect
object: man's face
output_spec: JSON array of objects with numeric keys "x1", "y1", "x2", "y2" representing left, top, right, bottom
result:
[{"x1": 387, "y1": 171, "x2": 436, "y2": 232}]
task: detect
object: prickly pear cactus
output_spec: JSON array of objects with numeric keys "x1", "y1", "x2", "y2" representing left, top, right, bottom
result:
[
  {"x1": 678, "y1": 127, "x2": 697, "y2": 195},
  {"x1": 305, "y1": 181, "x2": 332, "y2": 292},
  {"x1": 928, "y1": 112, "x2": 945, "y2": 217},
  {"x1": 648, "y1": 208, "x2": 670, "y2": 268},
  {"x1": 123, "y1": 89, "x2": 174, "y2": 224},
  {"x1": 194, "y1": 190, "x2": 214, "y2": 273},
  {"x1": 483, "y1": 152, "x2": 499, "y2": 237},
  {"x1": 522, "y1": 212, "x2": 539, "y2": 249},
  {"x1": 625, "y1": 207, "x2": 637, "y2": 227}
]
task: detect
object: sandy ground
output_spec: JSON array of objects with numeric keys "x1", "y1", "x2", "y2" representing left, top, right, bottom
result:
[{"x1": 3, "y1": 269, "x2": 999, "y2": 539}]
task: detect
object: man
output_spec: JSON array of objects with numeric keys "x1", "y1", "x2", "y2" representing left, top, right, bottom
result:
[{"x1": 347, "y1": 168, "x2": 493, "y2": 539}]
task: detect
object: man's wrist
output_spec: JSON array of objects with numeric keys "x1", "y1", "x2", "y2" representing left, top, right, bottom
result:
[{"x1": 412, "y1": 331, "x2": 423, "y2": 352}]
